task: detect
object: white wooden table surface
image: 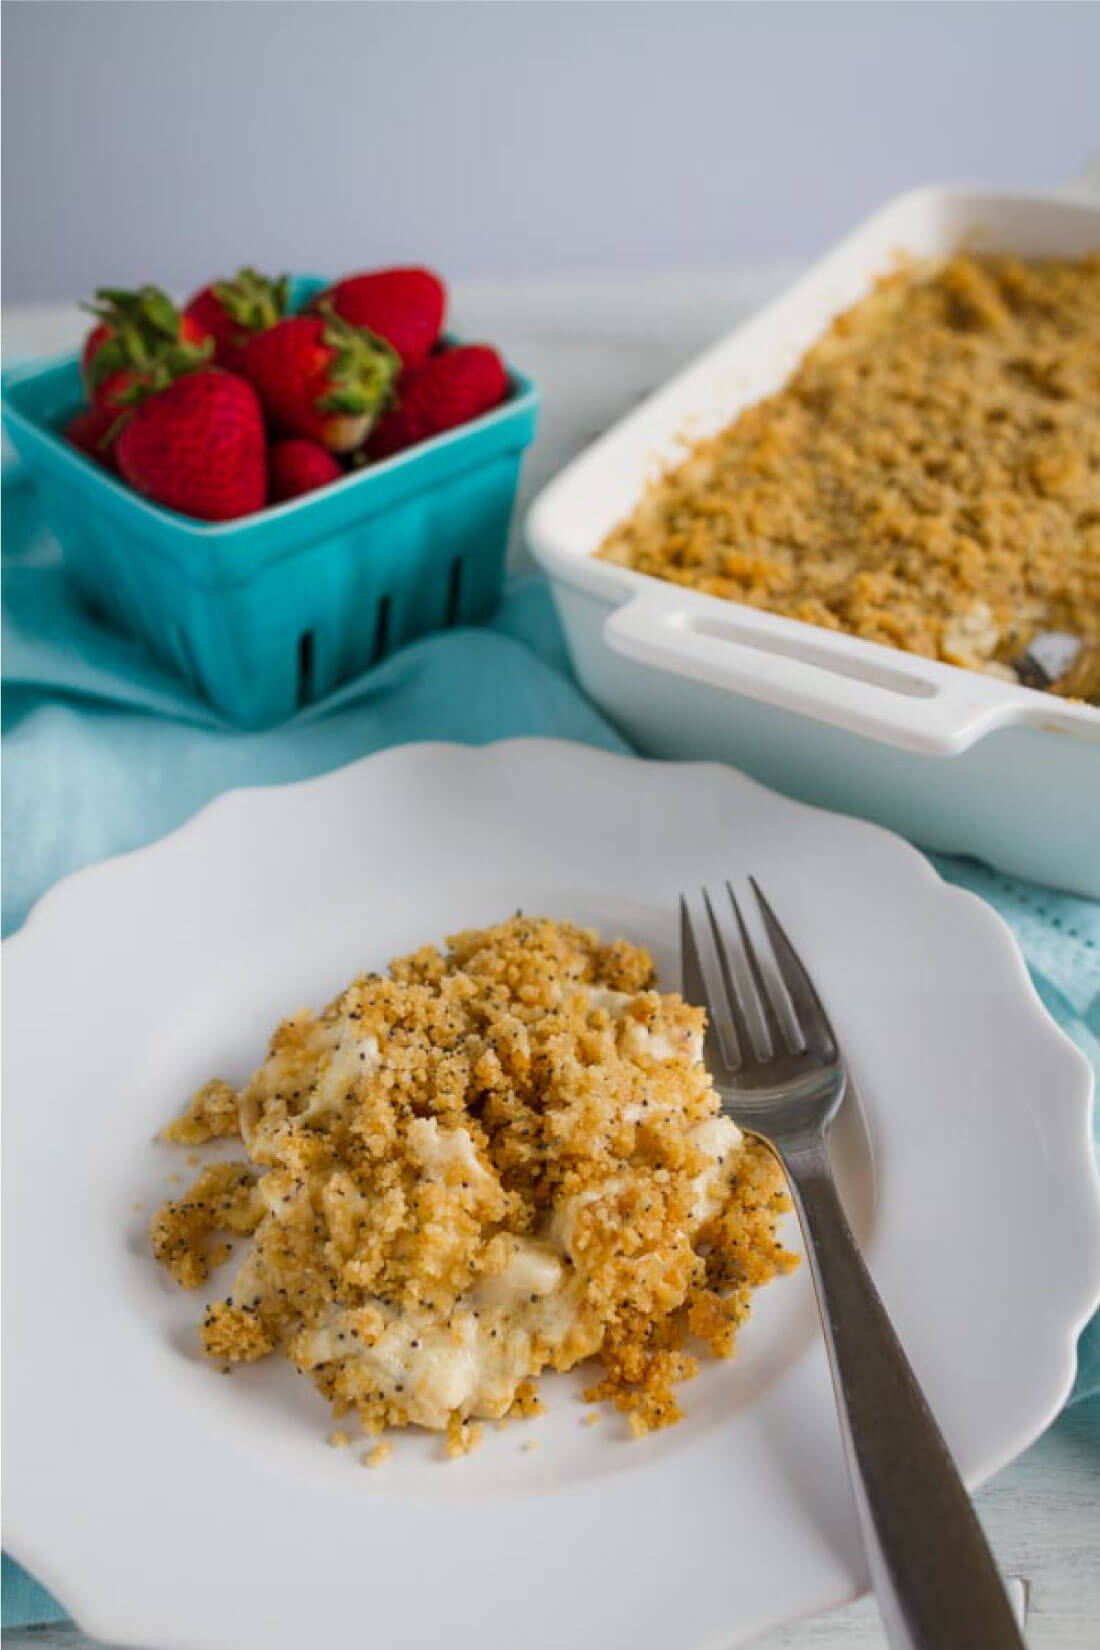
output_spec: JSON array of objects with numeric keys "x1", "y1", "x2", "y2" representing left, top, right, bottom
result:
[{"x1": 3, "y1": 276, "x2": 1098, "y2": 1650}]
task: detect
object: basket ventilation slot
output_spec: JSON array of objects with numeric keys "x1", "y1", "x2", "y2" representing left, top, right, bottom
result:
[
  {"x1": 297, "y1": 630, "x2": 315, "y2": 708},
  {"x1": 170, "y1": 625, "x2": 200, "y2": 690},
  {"x1": 371, "y1": 596, "x2": 392, "y2": 666},
  {"x1": 446, "y1": 557, "x2": 464, "y2": 626}
]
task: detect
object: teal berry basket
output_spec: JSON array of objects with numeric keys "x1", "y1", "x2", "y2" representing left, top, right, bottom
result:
[{"x1": 0, "y1": 275, "x2": 539, "y2": 729}]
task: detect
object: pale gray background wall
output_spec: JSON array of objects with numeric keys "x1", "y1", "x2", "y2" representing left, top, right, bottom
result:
[{"x1": 3, "y1": 0, "x2": 1099, "y2": 303}]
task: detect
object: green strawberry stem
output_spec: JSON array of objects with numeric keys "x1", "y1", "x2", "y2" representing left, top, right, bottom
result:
[
  {"x1": 315, "y1": 303, "x2": 399, "y2": 417},
  {"x1": 83, "y1": 285, "x2": 212, "y2": 394},
  {"x1": 210, "y1": 268, "x2": 290, "y2": 333},
  {"x1": 90, "y1": 285, "x2": 180, "y2": 341}
]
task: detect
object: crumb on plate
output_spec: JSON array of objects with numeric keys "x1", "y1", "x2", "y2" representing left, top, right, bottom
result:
[
  {"x1": 162, "y1": 1079, "x2": 243, "y2": 1145},
  {"x1": 446, "y1": 1418, "x2": 483, "y2": 1459}
]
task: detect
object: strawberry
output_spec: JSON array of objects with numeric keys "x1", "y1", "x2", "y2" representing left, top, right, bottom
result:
[
  {"x1": 314, "y1": 267, "x2": 445, "y2": 367},
  {"x1": 239, "y1": 310, "x2": 398, "y2": 453},
  {"x1": 81, "y1": 286, "x2": 212, "y2": 411},
  {"x1": 185, "y1": 268, "x2": 290, "y2": 372},
  {"x1": 114, "y1": 370, "x2": 267, "y2": 521},
  {"x1": 64, "y1": 404, "x2": 120, "y2": 471},
  {"x1": 268, "y1": 438, "x2": 342, "y2": 503},
  {"x1": 367, "y1": 345, "x2": 508, "y2": 460}
]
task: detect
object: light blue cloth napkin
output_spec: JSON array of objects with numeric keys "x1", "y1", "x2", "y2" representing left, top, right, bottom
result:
[{"x1": 3, "y1": 477, "x2": 1097, "y2": 1630}]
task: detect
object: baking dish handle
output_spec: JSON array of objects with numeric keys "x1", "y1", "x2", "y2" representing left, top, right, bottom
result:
[{"x1": 603, "y1": 596, "x2": 1022, "y2": 756}]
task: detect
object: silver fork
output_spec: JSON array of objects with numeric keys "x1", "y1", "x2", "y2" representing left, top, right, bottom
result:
[{"x1": 681, "y1": 879, "x2": 1026, "y2": 1650}]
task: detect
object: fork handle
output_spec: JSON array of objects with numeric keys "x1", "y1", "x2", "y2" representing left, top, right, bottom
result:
[{"x1": 778, "y1": 1137, "x2": 1027, "y2": 1650}]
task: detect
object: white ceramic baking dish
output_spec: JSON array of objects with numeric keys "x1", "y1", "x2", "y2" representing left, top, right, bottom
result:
[{"x1": 527, "y1": 187, "x2": 1100, "y2": 896}]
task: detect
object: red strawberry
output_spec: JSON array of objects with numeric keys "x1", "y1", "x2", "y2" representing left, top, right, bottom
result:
[
  {"x1": 367, "y1": 345, "x2": 507, "y2": 460},
  {"x1": 185, "y1": 268, "x2": 290, "y2": 372},
  {"x1": 114, "y1": 370, "x2": 266, "y2": 521},
  {"x1": 239, "y1": 310, "x2": 398, "y2": 453},
  {"x1": 314, "y1": 267, "x2": 445, "y2": 367},
  {"x1": 64, "y1": 404, "x2": 120, "y2": 471},
  {"x1": 81, "y1": 286, "x2": 212, "y2": 411},
  {"x1": 268, "y1": 438, "x2": 342, "y2": 503}
]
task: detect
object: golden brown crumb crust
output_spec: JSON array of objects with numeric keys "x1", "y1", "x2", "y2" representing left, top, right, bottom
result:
[{"x1": 599, "y1": 254, "x2": 1100, "y2": 689}]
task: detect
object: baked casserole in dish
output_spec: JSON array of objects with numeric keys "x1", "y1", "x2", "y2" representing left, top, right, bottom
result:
[{"x1": 528, "y1": 188, "x2": 1100, "y2": 895}]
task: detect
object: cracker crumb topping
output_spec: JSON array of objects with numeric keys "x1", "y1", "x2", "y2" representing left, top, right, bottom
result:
[
  {"x1": 151, "y1": 917, "x2": 795, "y2": 1445},
  {"x1": 600, "y1": 254, "x2": 1100, "y2": 691}
]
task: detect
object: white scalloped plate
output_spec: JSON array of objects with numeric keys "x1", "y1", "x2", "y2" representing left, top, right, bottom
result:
[{"x1": 4, "y1": 740, "x2": 1098, "y2": 1650}]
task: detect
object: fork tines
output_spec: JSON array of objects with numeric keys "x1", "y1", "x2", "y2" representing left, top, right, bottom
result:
[{"x1": 680, "y1": 879, "x2": 837, "y2": 1075}]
